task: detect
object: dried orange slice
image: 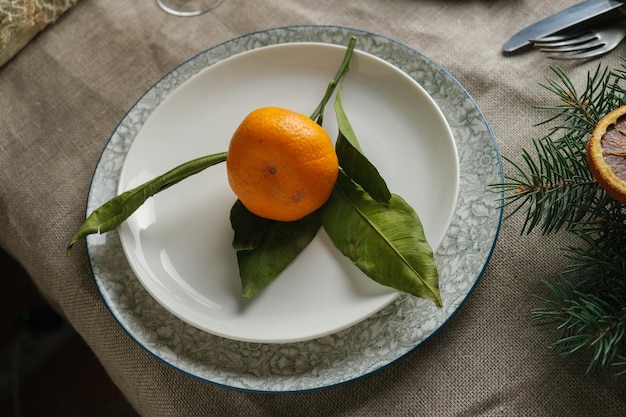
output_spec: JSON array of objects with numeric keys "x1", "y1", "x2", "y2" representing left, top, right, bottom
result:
[{"x1": 587, "y1": 105, "x2": 626, "y2": 206}]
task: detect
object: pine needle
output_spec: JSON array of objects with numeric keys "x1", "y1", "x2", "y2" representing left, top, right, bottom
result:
[{"x1": 498, "y1": 58, "x2": 626, "y2": 380}]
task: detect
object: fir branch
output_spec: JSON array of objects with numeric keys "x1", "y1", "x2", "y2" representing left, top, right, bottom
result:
[
  {"x1": 500, "y1": 59, "x2": 626, "y2": 235},
  {"x1": 500, "y1": 136, "x2": 599, "y2": 234},
  {"x1": 532, "y1": 274, "x2": 626, "y2": 375},
  {"x1": 614, "y1": 359, "x2": 626, "y2": 378},
  {"x1": 536, "y1": 64, "x2": 624, "y2": 137},
  {"x1": 499, "y1": 58, "x2": 626, "y2": 380},
  {"x1": 532, "y1": 212, "x2": 626, "y2": 377},
  {"x1": 569, "y1": 197, "x2": 626, "y2": 246}
]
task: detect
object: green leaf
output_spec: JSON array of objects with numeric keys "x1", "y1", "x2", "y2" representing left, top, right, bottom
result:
[
  {"x1": 67, "y1": 152, "x2": 228, "y2": 254},
  {"x1": 334, "y1": 85, "x2": 391, "y2": 203},
  {"x1": 231, "y1": 200, "x2": 322, "y2": 298},
  {"x1": 321, "y1": 172, "x2": 441, "y2": 307}
]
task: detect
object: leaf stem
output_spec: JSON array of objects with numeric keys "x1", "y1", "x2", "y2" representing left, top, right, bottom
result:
[{"x1": 309, "y1": 36, "x2": 357, "y2": 125}]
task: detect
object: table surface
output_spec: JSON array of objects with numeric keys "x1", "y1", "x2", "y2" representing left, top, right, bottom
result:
[{"x1": 1, "y1": 1, "x2": 625, "y2": 416}]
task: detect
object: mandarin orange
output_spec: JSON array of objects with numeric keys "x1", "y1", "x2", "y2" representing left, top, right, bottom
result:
[{"x1": 226, "y1": 107, "x2": 339, "y2": 221}]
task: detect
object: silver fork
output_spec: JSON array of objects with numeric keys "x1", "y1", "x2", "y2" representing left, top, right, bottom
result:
[{"x1": 530, "y1": 20, "x2": 626, "y2": 60}]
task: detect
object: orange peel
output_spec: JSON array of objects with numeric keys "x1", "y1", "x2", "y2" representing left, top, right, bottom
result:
[
  {"x1": 226, "y1": 107, "x2": 338, "y2": 222},
  {"x1": 587, "y1": 105, "x2": 626, "y2": 206}
]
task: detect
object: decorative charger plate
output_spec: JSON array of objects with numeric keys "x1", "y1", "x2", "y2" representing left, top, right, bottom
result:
[{"x1": 86, "y1": 25, "x2": 502, "y2": 392}]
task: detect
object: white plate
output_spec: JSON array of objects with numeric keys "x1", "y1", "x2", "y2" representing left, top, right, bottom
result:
[
  {"x1": 115, "y1": 42, "x2": 458, "y2": 344},
  {"x1": 86, "y1": 26, "x2": 502, "y2": 391}
]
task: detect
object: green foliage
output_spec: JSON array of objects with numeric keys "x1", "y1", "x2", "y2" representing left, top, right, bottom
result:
[
  {"x1": 498, "y1": 60, "x2": 626, "y2": 380},
  {"x1": 500, "y1": 136, "x2": 598, "y2": 234},
  {"x1": 69, "y1": 36, "x2": 440, "y2": 305},
  {"x1": 66, "y1": 152, "x2": 228, "y2": 254},
  {"x1": 334, "y1": 85, "x2": 391, "y2": 203},
  {"x1": 231, "y1": 200, "x2": 322, "y2": 298},
  {"x1": 322, "y1": 172, "x2": 441, "y2": 306}
]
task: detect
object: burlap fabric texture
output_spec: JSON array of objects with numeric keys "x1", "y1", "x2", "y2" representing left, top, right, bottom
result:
[{"x1": 1, "y1": 1, "x2": 625, "y2": 416}]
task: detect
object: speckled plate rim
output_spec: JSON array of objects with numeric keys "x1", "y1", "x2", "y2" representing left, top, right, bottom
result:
[{"x1": 83, "y1": 25, "x2": 503, "y2": 393}]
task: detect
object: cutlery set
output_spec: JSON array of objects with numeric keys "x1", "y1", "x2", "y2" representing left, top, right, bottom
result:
[{"x1": 503, "y1": 0, "x2": 626, "y2": 59}]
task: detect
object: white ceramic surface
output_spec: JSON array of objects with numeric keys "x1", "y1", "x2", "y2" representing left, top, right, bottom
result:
[
  {"x1": 85, "y1": 26, "x2": 502, "y2": 392},
  {"x1": 116, "y1": 42, "x2": 458, "y2": 344}
]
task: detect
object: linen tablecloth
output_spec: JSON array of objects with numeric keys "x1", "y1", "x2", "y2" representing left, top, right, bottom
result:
[{"x1": 1, "y1": 0, "x2": 625, "y2": 415}]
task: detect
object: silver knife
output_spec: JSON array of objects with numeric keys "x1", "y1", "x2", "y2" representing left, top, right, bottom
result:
[{"x1": 503, "y1": 0, "x2": 625, "y2": 53}]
